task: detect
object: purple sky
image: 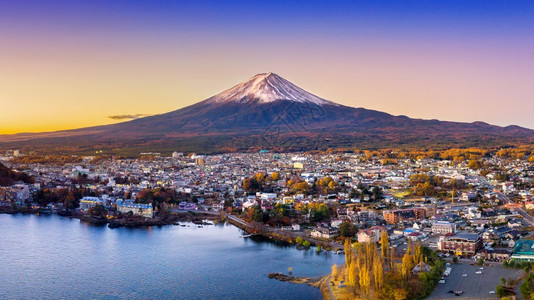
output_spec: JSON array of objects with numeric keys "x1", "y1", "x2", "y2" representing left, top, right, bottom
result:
[{"x1": 1, "y1": 1, "x2": 533, "y2": 133}]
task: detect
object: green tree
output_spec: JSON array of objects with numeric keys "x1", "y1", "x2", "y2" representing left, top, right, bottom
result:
[
  {"x1": 89, "y1": 204, "x2": 106, "y2": 217},
  {"x1": 243, "y1": 178, "x2": 261, "y2": 193},
  {"x1": 339, "y1": 221, "x2": 356, "y2": 238},
  {"x1": 520, "y1": 274, "x2": 533, "y2": 299},
  {"x1": 372, "y1": 186, "x2": 383, "y2": 200},
  {"x1": 495, "y1": 285, "x2": 505, "y2": 298},
  {"x1": 349, "y1": 188, "x2": 360, "y2": 199}
]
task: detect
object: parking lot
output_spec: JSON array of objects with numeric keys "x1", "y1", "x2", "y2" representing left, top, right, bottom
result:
[{"x1": 428, "y1": 262, "x2": 521, "y2": 299}]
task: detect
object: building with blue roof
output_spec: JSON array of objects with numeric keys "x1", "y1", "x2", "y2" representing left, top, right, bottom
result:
[{"x1": 510, "y1": 239, "x2": 534, "y2": 261}]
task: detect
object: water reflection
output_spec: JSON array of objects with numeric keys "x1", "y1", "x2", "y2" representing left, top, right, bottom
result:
[{"x1": 0, "y1": 214, "x2": 344, "y2": 300}]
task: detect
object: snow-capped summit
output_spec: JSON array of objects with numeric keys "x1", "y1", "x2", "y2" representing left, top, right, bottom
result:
[
  {"x1": 206, "y1": 72, "x2": 337, "y2": 106},
  {"x1": 3, "y1": 72, "x2": 533, "y2": 152}
]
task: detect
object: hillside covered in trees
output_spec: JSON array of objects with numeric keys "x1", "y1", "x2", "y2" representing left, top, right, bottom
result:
[{"x1": 0, "y1": 162, "x2": 34, "y2": 186}]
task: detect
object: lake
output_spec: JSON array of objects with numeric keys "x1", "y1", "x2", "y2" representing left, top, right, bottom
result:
[{"x1": 0, "y1": 214, "x2": 344, "y2": 299}]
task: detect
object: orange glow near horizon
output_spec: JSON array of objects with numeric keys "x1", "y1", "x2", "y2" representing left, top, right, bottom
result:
[{"x1": 1, "y1": 1, "x2": 533, "y2": 134}]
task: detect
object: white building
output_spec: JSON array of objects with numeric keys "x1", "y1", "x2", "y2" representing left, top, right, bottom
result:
[
  {"x1": 116, "y1": 200, "x2": 153, "y2": 218},
  {"x1": 431, "y1": 221, "x2": 456, "y2": 235},
  {"x1": 357, "y1": 228, "x2": 380, "y2": 243},
  {"x1": 79, "y1": 196, "x2": 104, "y2": 210}
]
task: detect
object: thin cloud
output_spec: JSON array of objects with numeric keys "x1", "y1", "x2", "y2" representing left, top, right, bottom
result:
[{"x1": 108, "y1": 114, "x2": 151, "y2": 120}]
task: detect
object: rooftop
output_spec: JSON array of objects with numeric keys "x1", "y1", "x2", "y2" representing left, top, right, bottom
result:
[{"x1": 513, "y1": 239, "x2": 534, "y2": 255}]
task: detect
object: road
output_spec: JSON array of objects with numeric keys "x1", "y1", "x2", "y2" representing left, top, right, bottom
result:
[
  {"x1": 221, "y1": 211, "x2": 344, "y2": 250},
  {"x1": 325, "y1": 275, "x2": 336, "y2": 300},
  {"x1": 479, "y1": 177, "x2": 534, "y2": 226}
]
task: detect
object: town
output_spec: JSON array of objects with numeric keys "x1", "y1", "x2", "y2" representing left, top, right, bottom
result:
[{"x1": 1, "y1": 147, "x2": 534, "y2": 298}]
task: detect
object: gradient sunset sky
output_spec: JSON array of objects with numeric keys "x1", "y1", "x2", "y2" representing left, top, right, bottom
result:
[{"x1": 1, "y1": 0, "x2": 533, "y2": 134}]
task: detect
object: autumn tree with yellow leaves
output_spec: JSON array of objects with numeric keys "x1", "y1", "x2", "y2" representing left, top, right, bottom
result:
[{"x1": 333, "y1": 239, "x2": 444, "y2": 299}]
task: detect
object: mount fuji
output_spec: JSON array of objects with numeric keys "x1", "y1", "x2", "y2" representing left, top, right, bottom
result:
[{"x1": 1, "y1": 73, "x2": 533, "y2": 153}]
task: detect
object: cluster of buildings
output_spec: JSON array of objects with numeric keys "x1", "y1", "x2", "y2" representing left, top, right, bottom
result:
[
  {"x1": 79, "y1": 196, "x2": 154, "y2": 218},
  {"x1": 0, "y1": 183, "x2": 38, "y2": 207},
  {"x1": 1, "y1": 150, "x2": 533, "y2": 262}
]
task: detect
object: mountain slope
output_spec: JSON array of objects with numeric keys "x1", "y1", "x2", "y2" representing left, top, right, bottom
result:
[{"x1": 1, "y1": 73, "x2": 533, "y2": 153}]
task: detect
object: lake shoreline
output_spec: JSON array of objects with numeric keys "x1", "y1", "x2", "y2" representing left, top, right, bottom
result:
[
  {"x1": 1, "y1": 213, "x2": 340, "y2": 299},
  {"x1": 0, "y1": 207, "x2": 223, "y2": 228},
  {"x1": 1, "y1": 207, "x2": 342, "y2": 252},
  {"x1": 1, "y1": 211, "x2": 337, "y2": 299}
]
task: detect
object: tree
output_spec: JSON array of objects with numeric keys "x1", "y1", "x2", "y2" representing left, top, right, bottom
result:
[
  {"x1": 344, "y1": 238, "x2": 353, "y2": 267},
  {"x1": 393, "y1": 288, "x2": 408, "y2": 300},
  {"x1": 380, "y1": 230, "x2": 389, "y2": 260},
  {"x1": 295, "y1": 236, "x2": 303, "y2": 245},
  {"x1": 401, "y1": 251, "x2": 414, "y2": 281},
  {"x1": 88, "y1": 204, "x2": 106, "y2": 217},
  {"x1": 390, "y1": 247, "x2": 396, "y2": 274},
  {"x1": 302, "y1": 240, "x2": 311, "y2": 248},
  {"x1": 372, "y1": 186, "x2": 383, "y2": 200},
  {"x1": 414, "y1": 244, "x2": 422, "y2": 265},
  {"x1": 495, "y1": 285, "x2": 505, "y2": 298},
  {"x1": 328, "y1": 180, "x2": 337, "y2": 190},
  {"x1": 520, "y1": 274, "x2": 533, "y2": 299},
  {"x1": 243, "y1": 178, "x2": 261, "y2": 193},
  {"x1": 520, "y1": 281, "x2": 532, "y2": 299},
  {"x1": 468, "y1": 160, "x2": 482, "y2": 170},
  {"x1": 331, "y1": 264, "x2": 339, "y2": 280},
  {"x1": 348, "y1": 261, "x2": 358, "y2": 289},
  {"x1": 374, "y1": 254, "x2": 384, "y2": 291},
  {"x1": 271, "y1": 172, "x2": 280, "y2": 181},
  {"x1": 349, "y1": 188, "x2": 360, "y2": 199},
  {"x1": 359, "y1": 263, "x2": 371, "y2": 297},
  {"x1": 339, "y1": 221, "x2": 356, "y2": 238}
]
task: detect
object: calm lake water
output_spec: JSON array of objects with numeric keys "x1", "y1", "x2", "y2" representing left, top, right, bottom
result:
[{"x1": 0, "y1": 214, "x2": 344, "y2": 299}]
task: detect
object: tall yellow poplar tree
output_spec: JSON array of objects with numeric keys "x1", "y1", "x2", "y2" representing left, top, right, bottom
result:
[
  {"x1": 331, "y1": 264, "x2": 339, "y2": 280},
  {"x1": 348, "y1": 261, "x2": 358, "y2": 289},
  {"x1": 344, "y1": 238, "x2": 352, "y2": 267},
  {"x1": 401, "y1": 251, "x2": 414, "y2": 281},
  {"x1": 359, "y1": 263, "x2": 371, "y2": 297},
  {"x1": 374, "y1": 253, "x2": 384, "y2": 292},
  {"x1": 390, "y1": 247, "x2": 396, "y2": 273},
  {"x1": 380, "y1": 230, "x2": 389, "y2": 260}
]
